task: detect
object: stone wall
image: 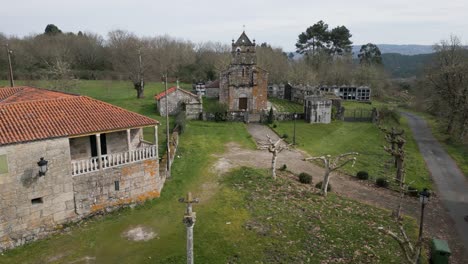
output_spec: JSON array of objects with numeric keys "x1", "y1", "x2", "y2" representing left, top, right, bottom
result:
[
  {"x1": 205, "y1": 87, "x2": 219, "y2": 98},
  {"x1": 69, "y1": 136, "x2": 90, "y2": 160},
  {"x1": 305, "y1": 98, "x2": 332, "y2": 124},
  {"x1": 219, "y1": 66, "x2": 268, "y2": 113},
  {"x1": 0, "y1": 138, "x2": 76, "y2": 251},
  {"x1": 73, "y1": 158, "x2": 161, "y2": 216},
  {"x1": 0, "y1": 130, "x2": 161, "y2": 252}
]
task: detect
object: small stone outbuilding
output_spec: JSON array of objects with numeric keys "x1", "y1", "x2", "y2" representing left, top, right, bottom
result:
[
  {"x1": 155, "y1": 86, "x2": 203, "y2": 120},
  {"x1": 304, "y1": 95, "x2": 332, "y2": 124}
]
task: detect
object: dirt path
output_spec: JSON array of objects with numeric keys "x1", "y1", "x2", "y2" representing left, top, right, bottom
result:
[{"x1": 211, "y1": 123, "x2": 467, "y2": 263}]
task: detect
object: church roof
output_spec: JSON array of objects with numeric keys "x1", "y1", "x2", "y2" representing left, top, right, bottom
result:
[{"x1": 234, "y1": 31, "x2": 254, "y2": 46}]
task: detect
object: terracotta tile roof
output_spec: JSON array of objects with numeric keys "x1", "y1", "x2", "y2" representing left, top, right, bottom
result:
[
  {"x1": 154, "y1": 87, "x2": 199, "y2": 101},
  {"x1": 0, "y1": 87, "x2": 159, "y2": 146},
  {"x1": 0, "y1": 87, "x2": 25, "y2": 101},
  {"x1": 0, "y1": 86, "x2": 75, "y2": 103},
  {"x1": 154, "y1": 87, "x2": 177, "y2": 100}
]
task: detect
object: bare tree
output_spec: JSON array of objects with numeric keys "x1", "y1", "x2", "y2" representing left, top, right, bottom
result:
[
  {"x1": 384, "y1": 135, "x2": 406, "y2": 183},
  {"x1": 378, "y1": 221, "x2": 422, "y2": 264},
  {"x1": 427, "y1": 36, "x2": 468, "y2": 138},
  {"x1": 381, "y1": 127, "x2": 405, "y2": 167},
  {"x1": 258, "y1": 135, "x2": 289, "y2": 180},
  {"x1": 107, "y1": 30, "x2": 146, "y2": 98},
  {"x1": 304, "y1": 152, "x2": 358, "y2": 196}
]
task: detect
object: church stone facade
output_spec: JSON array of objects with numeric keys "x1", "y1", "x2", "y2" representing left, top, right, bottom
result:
[{"x1": 219, "y1": 32, "x2": 268, "y2": 114}]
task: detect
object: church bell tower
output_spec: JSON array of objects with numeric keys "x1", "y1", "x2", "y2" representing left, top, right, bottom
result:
[{"x1": 231, "y1": 31, "x2": 256, "y2": 65}]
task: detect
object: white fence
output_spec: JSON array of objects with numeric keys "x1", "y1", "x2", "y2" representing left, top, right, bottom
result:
[{"x1": 71, "y1": 145, "x2": 157, "y2": 176}]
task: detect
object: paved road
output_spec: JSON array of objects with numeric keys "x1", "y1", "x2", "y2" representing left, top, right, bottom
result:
[{"x1": 402, "y1": 112, "x2": 468, "y2": 255}]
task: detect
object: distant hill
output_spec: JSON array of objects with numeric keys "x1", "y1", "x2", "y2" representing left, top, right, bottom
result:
[
  {"x1": 381, "y1": 53, "x2": 434, "y2": 78},
  {"x1": 352, "y1": 44, "x2": 434, "y2": 56}
]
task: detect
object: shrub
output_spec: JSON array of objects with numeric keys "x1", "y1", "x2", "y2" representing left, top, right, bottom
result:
[
  {"x1": 273, "y1": 124, "x2": 277, "y2": 128},
  {"x1": 282, "y1": 133, "x2": 289, "y2": 139},
  {"x1": 267, "y1": 107, "x2": 274, "y2": 124},
  {"x1": 298, "y1": 172, "x2": 312, "y2": 184},
  {"x1": 356, "y1": 171, "x2": 369, "y2": 180},
  {"x1": 376, "y1": 177, "x2": 389, "y2": 188},
  {"x1": 379, "y1": 106, "x2": 401, "y2": 124},
  {"x1": 407, "y1": 186, "x2": 419, "y2": 197},
  {"x1": 279, "y1": 164, "x2": 287, "y2": 171},
  {"x1": 315, "y1": 181, "x2": 331, "y2": 192},
  {"x1": 175, "y1": 111, "x2": 186, "y2": 134}
]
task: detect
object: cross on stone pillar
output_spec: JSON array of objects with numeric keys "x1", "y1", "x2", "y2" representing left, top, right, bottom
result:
[{"x1": 179, "y1": 192, "x2": 199, "y2": 264}]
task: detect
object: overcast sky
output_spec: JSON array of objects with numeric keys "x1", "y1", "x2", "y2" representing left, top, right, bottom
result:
[{"x1": 1, "y1": 0, "x2": 466, "y2": 50}]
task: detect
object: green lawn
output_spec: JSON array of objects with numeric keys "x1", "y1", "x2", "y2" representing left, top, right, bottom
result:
[
  {"x1": 273, "y1": 119, "x2": 432, "y2": 190},
  {"x1": 0, "y1": 80, "x2": 424, "y2": 263},
  {"x1": 269, "y1": 97, "x2": 304, "y2": 113}
]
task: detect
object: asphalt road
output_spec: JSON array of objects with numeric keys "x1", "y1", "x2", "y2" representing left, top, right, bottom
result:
[{"x1": 402, "y1": 112, "x2": 468, "y2": 256}]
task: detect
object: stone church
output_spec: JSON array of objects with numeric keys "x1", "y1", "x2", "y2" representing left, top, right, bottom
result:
[{"x1": 219, "y1": 31, "x2": 268, "y2": 115}]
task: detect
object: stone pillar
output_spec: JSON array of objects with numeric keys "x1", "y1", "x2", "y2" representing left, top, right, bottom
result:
[
  {"x1": 154, "y1": 125, "x2": 158, "y2": 158},
  {"x1": 180, "y1": 192, "x2": 199, "y2": 264},
  {"x1": 96, "y1": 133, "x2": 102, "y2": 170},
  {"x1": 126, "y1": 129, "x2": 131, "y2": 151}
]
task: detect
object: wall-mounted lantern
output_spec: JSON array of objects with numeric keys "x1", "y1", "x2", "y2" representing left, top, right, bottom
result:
[{"x1": 37, "y1": 157, "x2": 48, "y2": 176}]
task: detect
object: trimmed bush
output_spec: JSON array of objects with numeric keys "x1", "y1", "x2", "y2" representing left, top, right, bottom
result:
[
  {"x1": 279, "y1": 164, "x2": 287, "y2": 171},
  {"x1": 298, "y1": 172, "x2": 312, "y2": 184},
  {"x1": 282, "y1": 133, "x2": 289, "y2": 139},
  {"x1": 267, "y1": 107, "x2": 274, "y2": 124},
  {"x1": 315, "y1": 181, "x2": 331, "y2": 192},
  {"x1": 356, "y1": 171, "x2": 369, "y2": 180},
  {"x1": 376, "y1": 177, "x2": 389, "y2": 188}
]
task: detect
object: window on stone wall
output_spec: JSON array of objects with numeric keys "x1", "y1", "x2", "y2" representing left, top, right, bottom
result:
[
  {"x1": 115, "y1": 181, "x2": 120, "y2": 191},
  {"x1": 31, "y1": 197, "x2": 43, "y2": 205},
  {"x1": 0, "y1": 154, "x2": 7, "y2": 174}
]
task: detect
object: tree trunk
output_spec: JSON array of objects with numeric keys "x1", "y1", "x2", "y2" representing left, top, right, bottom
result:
[
  {"x1": 322, "y1": 169, "x2": 330, "y2": 196},
  {"x1": 271, "y1": 150, "x2": 277, "y2": 180},
  {"x1": 134, "y1": 81, "x2": 145, "y2": 99},
  {"x1": 396, "y1": 157, "x2": 404, "y2": 182}
]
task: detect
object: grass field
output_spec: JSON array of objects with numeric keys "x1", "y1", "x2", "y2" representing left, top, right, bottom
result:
[
  {"x1": 272, "y1": 118, "x2": 432, "y2": 190},
  {"x1": 0, "y1": 80, "x2": 424, "y2": 262}
]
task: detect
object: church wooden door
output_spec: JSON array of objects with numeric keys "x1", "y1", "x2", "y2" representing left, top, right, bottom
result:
[{"x1": 239, "y1": 98, "x2": 248, "y2": 110}]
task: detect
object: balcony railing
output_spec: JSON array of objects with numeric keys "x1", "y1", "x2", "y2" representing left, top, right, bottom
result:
[{"x1": 71, "y1": 145, "x2": 157, "y2": 176}]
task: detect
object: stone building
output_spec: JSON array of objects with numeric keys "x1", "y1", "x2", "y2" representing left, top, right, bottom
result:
[
  {"x1": 319, "y1": 85, "x2": 371, "y2": 101},
  {"x1": 0, "y1": 86, "x2": 162, "y2": 251},
  {"x1": 155, "y1": 86, "x2": 203, "y2": 120},
  {"x1": 219, "y1": 31, "x2": 268, "y2": 115},
  {"x1": 304, "y1": 95, "x2": 332, "y2": 124},
  {"x1": 267, "y1": 84, "x2": 285, "y2": 99},
  {"x1": 205, "y1": 80, "x2": 220, "y2": 98}
]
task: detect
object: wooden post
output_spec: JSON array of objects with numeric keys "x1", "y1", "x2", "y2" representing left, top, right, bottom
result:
[
  {"x1": 96, "y1": 134, "x2": 102, "y2": 170},
  {"x1": 5, "y1": 44, "x2": 14, "y2": 87},
  {"x1": 179, "y1": 192, "x2": 199, "y2": 264},
  {"x1": 164, "y1": 74, "x2": 171, "y2": 178},
  {"x1": 126, "y1": 129, "x2": 131, "y2": 151},
  {"x1": 154, "y1": 125, "x2": 158, "y2": 158}
]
